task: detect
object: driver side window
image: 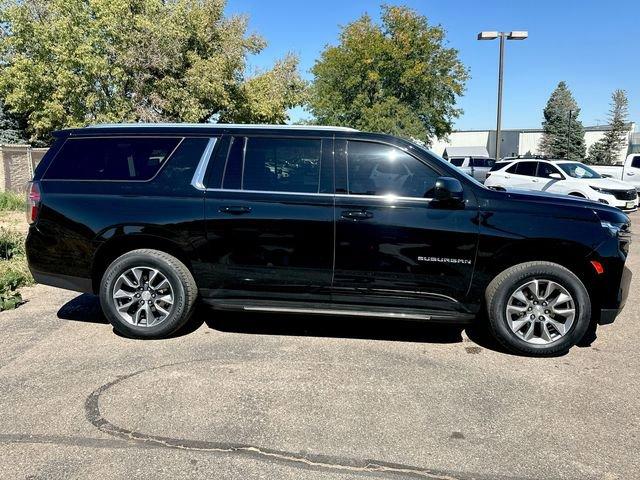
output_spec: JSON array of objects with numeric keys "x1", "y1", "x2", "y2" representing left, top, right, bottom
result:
[{"x1": 346, "y1": 141, "x2": 439, "y2": 198}]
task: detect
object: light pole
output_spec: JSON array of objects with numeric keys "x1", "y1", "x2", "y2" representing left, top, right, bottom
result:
[
  {"x1": 478, "y1": 31, "x2": 528, "y2": 160},
  {"x1": 566, "y1": 109, "x2": 573, "y2": 159}
]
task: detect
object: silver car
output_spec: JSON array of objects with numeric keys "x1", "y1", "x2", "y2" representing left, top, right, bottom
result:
[{"x1": 448, "y1": 156, "x2": 496, "y2": 182}]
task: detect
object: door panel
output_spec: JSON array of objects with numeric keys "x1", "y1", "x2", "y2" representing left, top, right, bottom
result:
[
  {"x1": 333, "y1": 140, "x2": 479, "y2": 312},
  {"x1": 202, "y1": 190, "x2": 334, "y2": 300},
  {"x1": 334, "y1": 195, "x2": 479, "y2": 311},
  {"x1": 200, "y1": 136, "x2": 334, "y2": 301}
]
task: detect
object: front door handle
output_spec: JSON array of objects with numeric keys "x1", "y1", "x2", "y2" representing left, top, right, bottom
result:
[
  {"x1": 341, "y1": 210, "x2": 373, "y2": 220},
  {"x1": 219, "y1": 206, "x2": 252, "y2": 215}
]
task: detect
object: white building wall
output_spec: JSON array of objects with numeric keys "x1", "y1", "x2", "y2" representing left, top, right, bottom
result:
[
  {"x1": 432, "y1": 123, "x2": 636, "y2": 163},
  {"x1": 430, "y1": 131, "x2": 490, "y2": 157}
]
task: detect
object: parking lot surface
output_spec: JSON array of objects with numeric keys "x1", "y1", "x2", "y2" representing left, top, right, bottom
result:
[{"x1": 1, "y1": 214, "x2": 639, "y2": 480}]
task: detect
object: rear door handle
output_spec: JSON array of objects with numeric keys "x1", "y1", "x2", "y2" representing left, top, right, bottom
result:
[
  {"x1": 219, "y1": 206, "x2": 252, "y2": 215},
  {"x1": 341, "y1": 210, "x2": 373, "y2": 220}
]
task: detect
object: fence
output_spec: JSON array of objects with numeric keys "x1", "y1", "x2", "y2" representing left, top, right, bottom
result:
[{"x1": 0, "y1": 145, "x2": 48, "y2": 193}]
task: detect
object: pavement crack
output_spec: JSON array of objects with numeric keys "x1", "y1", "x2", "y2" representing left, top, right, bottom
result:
[{"x1": 83, "y1": 361, "x2": 528, "y2": 480}]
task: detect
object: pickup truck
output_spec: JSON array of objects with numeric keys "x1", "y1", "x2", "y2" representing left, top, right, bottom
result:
[{"x1": 592, "y1": 154, "x2": 640, "y2": 190}]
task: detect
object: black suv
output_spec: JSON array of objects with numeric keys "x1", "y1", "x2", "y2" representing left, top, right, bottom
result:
[{"x1": 26, "y1": 124, "x2": 632, "y2": 355}]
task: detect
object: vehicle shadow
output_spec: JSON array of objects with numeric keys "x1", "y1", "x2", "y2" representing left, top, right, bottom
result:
[
  {"x1": 204, "y1": 309, "x2": 465, "y2": 345},
  {"x1": 57, "y1": 294, "x2": 588, "y2": 354},
  {"x1": 57, "y1": 294, "x2": 465, "y2": 344}
]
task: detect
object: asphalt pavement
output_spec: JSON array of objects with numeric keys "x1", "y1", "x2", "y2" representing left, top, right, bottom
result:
[{"x1": 1, "y1": 214, "x2": 639, "y2": 480}]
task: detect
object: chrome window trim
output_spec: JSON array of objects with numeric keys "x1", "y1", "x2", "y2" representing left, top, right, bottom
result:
[
  {"x1": 190, "y1": 137, "x2": 218, "y2": 191},
  {"x1": 204, "y1": 188, "x2": 432, "y2": 202}
]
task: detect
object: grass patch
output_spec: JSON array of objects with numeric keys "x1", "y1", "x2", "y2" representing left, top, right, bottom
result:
[
  {"x1": 0, "y1": 226, "x2": 32, "y2": 311},
  {"x1": 0, "y1": 191, "x2": 26, "y2": 212}
]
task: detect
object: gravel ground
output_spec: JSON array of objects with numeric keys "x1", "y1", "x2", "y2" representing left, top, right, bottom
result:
[{"x1": 0, "y1": 213, "x2": 638, "y2": 480}]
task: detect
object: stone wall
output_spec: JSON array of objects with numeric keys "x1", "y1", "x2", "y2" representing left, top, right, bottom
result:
[{"x1": 0, "y1": 145, "x2": 48, "y2": 193}]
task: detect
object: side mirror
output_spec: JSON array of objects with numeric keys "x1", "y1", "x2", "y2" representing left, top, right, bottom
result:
[
  {"x1": 549, "y1": 172, "x2": 563, "y2": 180},
  {"x1": 433, "y1": 177, "x2": 464, "y2": 205}
]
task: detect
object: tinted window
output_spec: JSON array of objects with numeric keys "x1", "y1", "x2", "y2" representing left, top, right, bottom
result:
[
  {"x1": 45, "y1": 137, "x2": 180, "y2": 180},
  {"x1": 490, "y1": 161, "x2": 511, "y2": 172},
  {"x1": 514, "y1": 161, "x2": 537, "y2": 177},
  {"x1": 347, "y1": 141, "x2": 439, "y2": 198},
  {"x1": 631, "y1": 156, "x2": 640, "y2": 169},
  {"x1": 537, "y1": 162, "x2": 560, "y2": 178},
  {"x1": 241, "y1": 137, "x2": 321, "y2": 193},
  {"x1": 222, "y1": 136, "x2": 244, "y2": 189},
  {"x1": 450, "y1": 158, "x2": 465, "y2": 167}
]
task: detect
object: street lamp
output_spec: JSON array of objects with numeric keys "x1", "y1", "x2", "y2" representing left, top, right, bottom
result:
[{"x1": 478, "y1": 31, "x2": 528, "y2": 160}]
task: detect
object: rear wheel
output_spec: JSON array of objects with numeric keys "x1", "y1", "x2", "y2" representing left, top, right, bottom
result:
[
  {"x1": 485, "y1": 261, "x2": 591, "y2": 356},
  {"x1": 99, "y1": 249, "x2": 197, "y2": 338}
]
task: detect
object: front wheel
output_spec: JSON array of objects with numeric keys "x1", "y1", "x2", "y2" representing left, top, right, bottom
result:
[
  {"x1": 99, "y1": 249, "x2": 197, "y2": 338},
  {"x1": 485, "y1": 261, "x2": 591, "y2": 356}
]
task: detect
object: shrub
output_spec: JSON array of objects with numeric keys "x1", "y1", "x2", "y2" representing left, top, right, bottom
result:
[
  {"x1": 0, "y1": 227, "x2": 32, "y2": 311},
  {"x1": 0, "y1": 227, "x2": 25, "y2": 260},
  {"x1": 0, "y1": 191, "x2": 26, "y2": 212}
]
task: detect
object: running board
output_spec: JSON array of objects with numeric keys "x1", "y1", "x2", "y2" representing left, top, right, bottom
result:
[{"x1": 202, "y1": 299, "x2": 475, "y2": 323}]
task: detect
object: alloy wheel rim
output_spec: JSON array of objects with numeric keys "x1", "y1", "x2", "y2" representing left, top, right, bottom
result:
[
  {"x1": 112, "y1": 266, "x2": 174, "y2": 327},
  {"x1": 505, "y1": 279, "x2": 576, "y2": 345}
]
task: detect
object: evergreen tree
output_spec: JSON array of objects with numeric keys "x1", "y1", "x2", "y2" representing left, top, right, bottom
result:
[
  {"x1": 540, "y1": 82, "x2": 586, "y2": 160},
  {"x1": 586, "y1": 140, "x2": 607, "y2": 165},
  {"x1": 599, "y1": 90, "x2": 629, "y2": 164},
  {"x1": 0, "y1": 100, "x2": 27, "y2": 144}
]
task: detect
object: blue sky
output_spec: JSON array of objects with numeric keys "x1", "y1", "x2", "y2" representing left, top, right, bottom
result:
[{"x1": 225, "y1": 0, "x2": 639, "y2": 132}]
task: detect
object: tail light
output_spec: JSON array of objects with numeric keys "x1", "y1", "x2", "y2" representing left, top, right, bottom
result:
[{"x1": 26, "y1": 181, "x2": 41, "y2": 225}]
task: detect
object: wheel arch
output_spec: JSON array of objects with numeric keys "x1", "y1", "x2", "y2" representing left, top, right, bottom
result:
[
  {"x1": 91, "y1": 233, "x2": 196, "y2": 294},
  {"x1": 477, "y1": 240, "x2": 600, "y2": 305}
]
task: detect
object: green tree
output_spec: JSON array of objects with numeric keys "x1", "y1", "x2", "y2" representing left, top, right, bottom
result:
[
  {"x1": 0, "y1": 101, "x2": 27, "y2": 144},
  {"x1": 586, "y1": 140, "x2": 607, "y2": 165},
  {"x1": 0, "y1": 0, "x2": 306, "y2": 143},
  {"x1": 599, "y1": 89, "x2": 630, "y2": 164},
  {"x1": 540, "y1": 81, "x2": 586, "y2": 160},
  {"x1": 308, "y1": 5, "x2": 468, "y2": 143}
]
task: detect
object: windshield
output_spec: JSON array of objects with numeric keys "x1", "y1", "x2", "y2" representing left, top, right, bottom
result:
[{"x1": 558, "y1": 162, "x2": 601, "y2": 179}]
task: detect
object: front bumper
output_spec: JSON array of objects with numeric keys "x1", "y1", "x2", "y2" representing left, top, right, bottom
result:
[
  {"x1": 595, "y1": 193, "x2": 638, "y2": 212},
  {"x1": 597, "y1": 265, "x2": 632, "y2": 325}
]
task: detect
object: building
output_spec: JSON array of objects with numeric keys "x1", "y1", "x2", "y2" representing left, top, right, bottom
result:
[{"x1": 431, "y1": 123, "x2": 638, "y2": 164}]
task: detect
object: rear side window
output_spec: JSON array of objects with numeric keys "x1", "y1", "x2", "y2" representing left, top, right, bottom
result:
[
  {"x1": 241, "y1": 137, "x2": 322, "y2": 193},
  {"x1": 450, "y1": 158, "x2": 465, "y2": 167},
  {"x1": 507, "y1": 161, "x2": 537, "y2": 176},
  {"x1": 45, "y1": 137, "x2": 181, "y2": 181},
  {"x1": 490, "y1": 161, "x2": 510, "y2": 172}
]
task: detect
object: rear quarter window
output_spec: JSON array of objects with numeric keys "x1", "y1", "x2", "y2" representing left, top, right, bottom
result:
[{"x1": 44, "y1": 137, "x2": 182, "y2": 181}]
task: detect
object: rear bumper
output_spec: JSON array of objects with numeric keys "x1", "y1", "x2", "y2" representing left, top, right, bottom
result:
[{"x1": 30, "y1": 268, "x2": 93, "y2": 294}]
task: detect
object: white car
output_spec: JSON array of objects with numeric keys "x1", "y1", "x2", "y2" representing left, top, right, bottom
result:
[{"x1": 485, "y1": 159, "x2": 639, "y2": 212}]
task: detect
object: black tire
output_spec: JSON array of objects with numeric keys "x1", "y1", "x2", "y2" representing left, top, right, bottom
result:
[
  {"x1": 99, "y1": 249, "x2": 197, "y2": 339},
  {"x1": 485, "y1": 261, "x2": 591, "y2": 356}
]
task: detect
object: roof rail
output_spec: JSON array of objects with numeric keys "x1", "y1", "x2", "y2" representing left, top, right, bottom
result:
[{"x1": 85, "y1": 122, "x2": 359, "y2": 132}]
